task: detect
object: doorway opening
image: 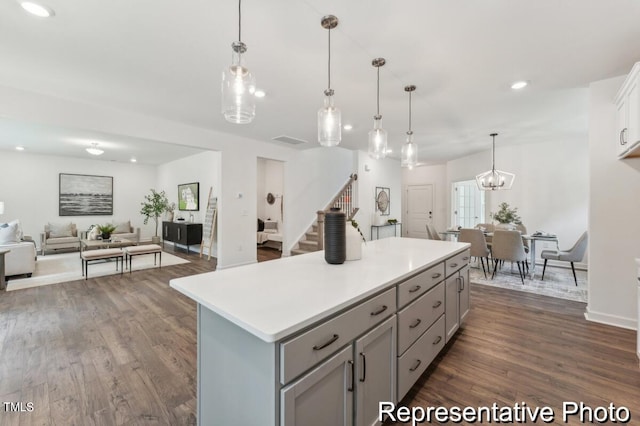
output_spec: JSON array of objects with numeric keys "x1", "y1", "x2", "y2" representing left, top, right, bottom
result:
[{"x1": 257, "y1": 158, "x2": 284, "y2": 261}]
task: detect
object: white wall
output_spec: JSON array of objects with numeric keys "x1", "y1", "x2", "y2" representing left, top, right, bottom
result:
[
  {"x1": 586, "y1": 75, "x2": 640, "y2": 329},
  {"x1": 283, "y1": 147, "x2": 356, "y2": 254},
  {"x1": 445, "y1": 139, "x2": 589, "y2": 265},
  {"x1": 357, "y1": 152, "x2": 403, "y2": 240},
  {"x1": 157, "y1": 151, "x2": 220, "y2": 255},
  {"x1": 402, "y1": 164, "x2": 447, "y2": 235},
  {"x1": 0, "y1": 150, "x2": 157, "y2": 247}
]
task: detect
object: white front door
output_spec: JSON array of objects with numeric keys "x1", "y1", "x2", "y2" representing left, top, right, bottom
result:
[{"x1": 405, "y1": 184, "x2": 434, "y2": 239}]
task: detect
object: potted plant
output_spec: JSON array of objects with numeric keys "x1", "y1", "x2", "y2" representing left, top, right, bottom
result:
[
  {"x1": 166, "y1": 202, "x2": 176, "y2": 222},
  {"x1": 140, "y1": 189, "x2": 170, "y2": 244},
  {"x1": 97, "y1": 223, "x2": 116, "y2": 240},
  {"x1": 490, "y1": 202, "x2": 522, "y2": 225}
]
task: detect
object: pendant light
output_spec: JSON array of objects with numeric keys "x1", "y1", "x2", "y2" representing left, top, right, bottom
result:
[
  {"x1": 368, "y1": 58, "x2": 387, "y2": 159},
  {"x1": 475, "y1": 133, "x2": 515, "y2": 190},
  {"x1": 401, "y1": 85, "x2": 418, "y2": 169},
  {"x1": 318, "y1": 15, "x2": 341, "y2": 147},
  {"x1": 221, "y1": 0, "x2": 256, "y2": 124}
]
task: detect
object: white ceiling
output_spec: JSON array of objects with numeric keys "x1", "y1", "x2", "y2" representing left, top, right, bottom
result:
[{"x1": 1, "y1": 0, "x2": 640, "y2": 165}]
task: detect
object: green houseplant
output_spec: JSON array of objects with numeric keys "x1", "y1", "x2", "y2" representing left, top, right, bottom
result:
[
  {"x1": 140, "y1": 189, "x2": 170, "y2": 243},
  {"x1": 490, "y1": 202, "x2": 522, "y2": 225},
  {"x1": 97, "y1": 223, "x2": 116, "y2": 240}
]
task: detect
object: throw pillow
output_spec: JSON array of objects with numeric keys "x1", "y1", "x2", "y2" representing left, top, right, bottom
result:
[
  {"x1": 2, "y1": 220, "x2": 24, "y2": 240},
  {"x1": 49, "y1": 222, "x2": 73, "y2": 238},
  {"x1": 113, "y1": 221, "x2": 130, "y2": 234},
  {"x1": 0, "y1": 222, "x2": 19, "y2": 244},
  {"x1": 257, "y1": 218, "x2": 264, "y2": 232}
]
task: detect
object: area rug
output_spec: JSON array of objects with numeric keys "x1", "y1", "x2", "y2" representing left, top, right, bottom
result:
[
  {"x1": 6, "y1": 251, "x2": 189, "y2": 291},
  {"x1": 469, "y1": 262, "x2": 588, "y2": 303}
]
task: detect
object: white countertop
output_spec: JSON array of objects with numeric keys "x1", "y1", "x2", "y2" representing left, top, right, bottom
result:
[{"x1": 170, "y1": 237, "x2": 469, "y2": 343}]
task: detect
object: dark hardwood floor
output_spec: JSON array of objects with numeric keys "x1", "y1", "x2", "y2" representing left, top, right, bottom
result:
[{"x1": 1, "y1": 247, "x2": 637, "y2": 425}]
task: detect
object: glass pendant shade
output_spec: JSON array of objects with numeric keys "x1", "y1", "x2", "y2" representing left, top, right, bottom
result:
[
  {"x1": 222, "y1": 43, "x2": 256, "y2": 124},
  {"x1": 318, "y1": 91, "x2": 341, "y2": 147},
  {"x1": 368, "y1": 117, "x2": 387, "y2": 159},
  {"x1": 401, "y1": 133, "x2": 418, "y2": 169},
  {"x1": 475, "y1": 133, "x2": 515, "y2": 190}
]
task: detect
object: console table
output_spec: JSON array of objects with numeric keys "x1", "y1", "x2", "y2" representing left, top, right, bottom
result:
[
  {"x1": 370, "y1": 222, "x2": 402, "y2": 240},
  {"x1": 0, "y1": 249, "x2": 9, "y2": 290},
  {"x1": 162, "y1": 221, "x2": 202, "y2": 254}
]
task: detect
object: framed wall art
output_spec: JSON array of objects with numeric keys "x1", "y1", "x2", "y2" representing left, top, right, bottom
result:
[
  {"x1": 59, "y1": 173, "x2": 113, "y2": 216},
  {"x1": 375, "y1": 187, "x2": 390, "y2": 216},
  {"x1": 178, "y1": 182, "x2": 199, "y2": 211}
]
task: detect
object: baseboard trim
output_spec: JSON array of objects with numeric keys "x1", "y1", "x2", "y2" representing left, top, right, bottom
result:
[{"x1": 584, "y1": 306, "x2": 636, "y2": 330}]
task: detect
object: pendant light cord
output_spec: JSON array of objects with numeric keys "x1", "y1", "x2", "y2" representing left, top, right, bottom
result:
[
  {"x1": 376, "y1": 66, "x2": 380, "y2": 115},
  {"x1": 492, "y1": 135, "x2": 496, "y2": 172},
  {"x1": 327, "y1": 26, "x2": 331, "y2": 90},
  {"x1": 238, "y1": 0, "x2": 242, "y2": 42},
  {"x1": 408, "y1": 90, "x2": 412, "y2": 133}
]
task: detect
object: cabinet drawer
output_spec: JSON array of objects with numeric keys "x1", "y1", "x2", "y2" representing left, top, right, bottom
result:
[
  {"x1": 397, "y1": 315, "x2": 445, "y2": 400},
  {"x1": 397, "y1": 282, "x2": 445, "y2": 355},
  {"x1": 397, "y1": 263, "x2": 445, "y2": 308},
  {"x1": 280, "y1": 287, "x2": 396, "y2": 385},
  {"x1": 445, "y1": 249, "x2": 470, "y2": 277}
]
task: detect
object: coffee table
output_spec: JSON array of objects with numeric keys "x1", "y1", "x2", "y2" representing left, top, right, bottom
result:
[{"x1": 80, "y1": 238, "x2": 136, "y2": 256}]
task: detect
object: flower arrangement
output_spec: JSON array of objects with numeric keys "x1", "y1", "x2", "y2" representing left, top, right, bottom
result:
[{"x1": 490, "y1": 202, "x2": 522, "y2": 224}]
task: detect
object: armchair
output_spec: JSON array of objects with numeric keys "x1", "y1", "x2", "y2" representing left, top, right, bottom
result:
[{"x1": 41, "y1": 222, "x2": 80, "y2": 255}]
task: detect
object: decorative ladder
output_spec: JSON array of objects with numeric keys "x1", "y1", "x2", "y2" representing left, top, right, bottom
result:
[{"x1": 292, "y1": 173, "x2": 359, "y2": 255}]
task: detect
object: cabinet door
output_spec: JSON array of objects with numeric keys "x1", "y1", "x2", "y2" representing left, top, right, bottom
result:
[
  {"x1": 459, "y1": 266, "x2": 470, "y2": 325},
  {"x1": 627, "y1": 79, "x2": 639, "y2": 148},
  {"x1": 445, "y1": 275, "x2": 460, "y2": 343},
  {"x1": 162, "y1": 221, "x2": 171, "y2": 240},
  {"x1": 616, "y1": 96, "x2": 629, "y2": 157},
  {"x1": 354, "y1": 316, "x2": 396, "y2": 426},
  {"x1": 281, "y1": 346, "x2": 353, "y2": 426}
]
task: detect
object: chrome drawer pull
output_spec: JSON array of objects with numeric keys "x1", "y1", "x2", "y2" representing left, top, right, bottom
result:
[
  {"x1": 433, "y1": 336, "x2": 442, "y2": 345},
  {"x1": 462, "y1": 256, "x2": 470, "y2": 261},
  {"x1": 313, "y1": 334, "x2": 339, "y2": 350},
  {"x1": 409, "y1": 318, "x2": 422, "y2": 329},
  {"x1": 408, "y1": 285, "x2": 421, "y2": 293},
  {"x1": 431, "y1": 273, "x2": 442, "y2": 279},
  {"x1": 370, "y1": 305, "x2": 388, "y2": 316},
  {"x1": 450, "y1": 263, "x2": 458, "y2": 268},
  {"x1": 432, "y1": 300, "x2": 442, "y2": 309},
  {"x1": 359, "y1": 352, "x2": 366, "y2": 382},
  {"x1": 409, "y1": 359, "x2": 422, "y2": 372},
  {"x1": 347, "y1": 360, "x2": 354, "y2": 392}
]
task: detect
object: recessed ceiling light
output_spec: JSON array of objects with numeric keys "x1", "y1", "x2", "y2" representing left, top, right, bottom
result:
[
  {"x1": 86, "y1": 143, "x2": 104, "y2": 156},
  {"x1": 15, "y1": 146, "x2": 25, "y2": 151},
  {"x1": 19, "y1": 1, "x2": 55, "y2": 18},
  {"x1": 254, "y1": 89, "x2": 266, "y2": 98},
  {"x1": 343, "y1": 124, "x2": 353, "y2": 131},
  {"x1": 511, "y1": 81, "x2": 528, "y2": 90},
  {"x1": 130, "y1": 158, "x2": 137, "y2": 163}
]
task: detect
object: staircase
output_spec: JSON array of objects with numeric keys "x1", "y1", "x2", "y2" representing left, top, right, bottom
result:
[{"x1": 292, "y1": 174, "x2": 359, "y2": 256}]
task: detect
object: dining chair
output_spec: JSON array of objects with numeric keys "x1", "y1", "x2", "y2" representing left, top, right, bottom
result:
[
  {"x1": 541, "y1": 231, "x2": 588, "y2": 286},
  {"x1": 458, "y1": 228, "x2": 491, "y2": 278},
  {"x1": 425, "y1": 224, "x2": 442, "y2": 241},
  {"x1": 475, "y1": 223, "x2": 495, "y2": 246},
  {"x1": 491, "y1": 230, "x2": 528, "y2": 284}
]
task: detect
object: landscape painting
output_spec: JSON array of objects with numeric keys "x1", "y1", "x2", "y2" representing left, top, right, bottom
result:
[{"x1": 59, "y1": 173, "x2": 113, "y2": 216}]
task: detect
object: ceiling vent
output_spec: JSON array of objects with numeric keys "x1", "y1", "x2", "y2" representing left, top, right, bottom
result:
[{"x1": 272, "y1": 135, "x2": 308, "y2": 145}]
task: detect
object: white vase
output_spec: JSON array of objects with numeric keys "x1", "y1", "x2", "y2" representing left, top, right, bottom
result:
[{"x1": 345, "y1": 223, "x2": 362, "y2": 261}]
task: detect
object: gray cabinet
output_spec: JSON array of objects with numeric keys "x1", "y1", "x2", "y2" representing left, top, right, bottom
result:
[
  {"x1": 281, "y1": 346, "x2": 354, "y2": 426},
  {"x1": 354, "y1": 316, "x2": 396, "y2": 426},
  {"x1": 445, "y1": 264, "x2": 470, "y2": 343}
]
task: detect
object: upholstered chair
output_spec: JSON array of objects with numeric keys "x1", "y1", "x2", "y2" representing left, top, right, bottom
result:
[
  {"x1": 491, "y1": 230, "x2": 528, "y2": 284},
  {"x1": 425, "y1": 224, "x2": 442, "y2": 240},
  {"x1": 541, "y1": 231, "x2": 588, "y2": 286},
  {"x1": 458, "y1": 228, "x2": 491, "y2": 278}
]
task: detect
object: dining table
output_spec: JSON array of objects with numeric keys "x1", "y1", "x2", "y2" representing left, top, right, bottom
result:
[{"x1": 439, "y1": 230, "x2": 559, "y2": 278}]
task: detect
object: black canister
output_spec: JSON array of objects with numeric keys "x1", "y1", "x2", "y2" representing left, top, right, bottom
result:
[{"x1": 324, "y1": 207, "x2": 346, "y2": 264}]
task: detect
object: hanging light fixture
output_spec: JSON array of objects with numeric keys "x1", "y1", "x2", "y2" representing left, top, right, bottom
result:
[
  {"x1": 475, "y1": 133, "x2": 515, "y2": 190},
  {"x1": 86, "y1": 143, "x2": 104, "y2": 156},
  {"x1": 401, "y1": 85, "x2": 418, "y2": 169},
  {"x1": 318, "y1": 15, "x2": 341, "y2": 147},
  {"x1": 221, "y1": 0, "x2": 256, "y2": 124},
  {"x1": 368, "y1": 58, "x2": 387, "y2": 159}
]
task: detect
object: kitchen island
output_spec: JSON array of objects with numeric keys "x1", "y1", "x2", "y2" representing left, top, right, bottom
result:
[{"x1": 170, "y1": 237, "x2": 470, "y2": 426}]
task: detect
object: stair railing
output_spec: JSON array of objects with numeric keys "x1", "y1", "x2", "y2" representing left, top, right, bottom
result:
[{"x1": 316, "y1": 173, "x2": 359, "y2": 251}]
